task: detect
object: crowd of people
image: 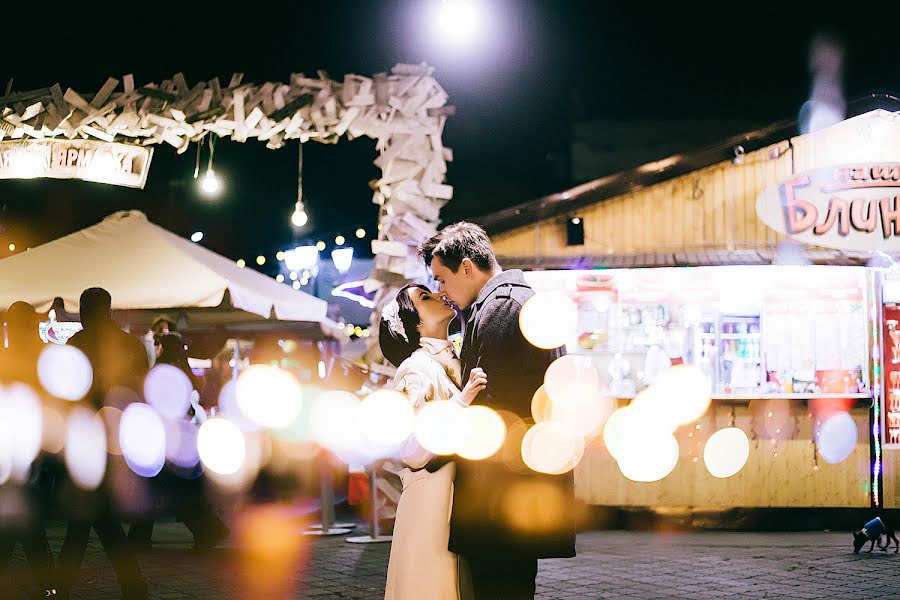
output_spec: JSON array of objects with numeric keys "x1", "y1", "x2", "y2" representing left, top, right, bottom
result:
[{"x1": 0, "y1": 288, "x2": 228, "y2": 600}]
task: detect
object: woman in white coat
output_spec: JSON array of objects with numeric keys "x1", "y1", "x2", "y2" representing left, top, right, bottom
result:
[{"x1": 380, "y1": 284, "x2": 487, "y2": 600}]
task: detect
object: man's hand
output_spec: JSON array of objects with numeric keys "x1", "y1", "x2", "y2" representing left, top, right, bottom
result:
[{"x1": 460, "y1": 367, "x2": 488, "y2": 405}]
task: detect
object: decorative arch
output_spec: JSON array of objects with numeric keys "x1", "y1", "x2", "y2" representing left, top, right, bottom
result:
[{"x1": 0, "y1": 63, "x2": 454, "y2": 367}]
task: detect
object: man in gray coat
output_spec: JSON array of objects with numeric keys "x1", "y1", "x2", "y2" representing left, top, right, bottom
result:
[{"x1": 420, "y1": 222, "x2": 575, "y2": 599}]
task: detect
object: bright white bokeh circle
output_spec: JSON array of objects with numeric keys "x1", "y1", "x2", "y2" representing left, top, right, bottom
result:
[
  {"x1": 521, "y1": 421, "x2": 584, "y2": 475},
  {"x1": 414, "y1": 401, "x2": 472, "y2": 455},
  {"x1": 144, "y1": 364, "x2": 193, "y2": 420},
  {"x1": 703, "y1": 427, "x2": 750, "y2": 478},
  {"x1": 198, "y1": 418, "x2": 246, "y2": 475},
  {"x1": 38, "y1": 345, "x2": 93, "y2": 400},
  {"x1": 457, "y1": 405, "x2": 507, "y2": 460},
  {"x1": 519, "y1": 292, "x2": 578, "y2": 349},
  {"x1": 615, "y1": 433, "x2": 679, "y2": 483},
  {"x1": 817, "y1": 411, "x2": 858, "y2": 465},
  {"x1": 120, "y1": 403, "x2": 167, "y2": 478},
  {"x1": 236, "y1": 365, "x2": 303, "y2": 429}
]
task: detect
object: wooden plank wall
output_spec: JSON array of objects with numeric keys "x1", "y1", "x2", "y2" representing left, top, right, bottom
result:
[
  {"x1": 491, "y1": 140, "x2": 793, "y2": 258},
  {"x1": 575, "y1": 406, "x2": 871, "y2": 508}
]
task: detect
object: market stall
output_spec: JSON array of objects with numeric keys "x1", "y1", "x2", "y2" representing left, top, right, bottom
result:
[{"x1": 482, "y1": 106, "x2": 900, "y2": 509}]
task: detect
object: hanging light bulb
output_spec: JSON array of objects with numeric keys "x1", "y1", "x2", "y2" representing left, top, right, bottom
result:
[
  {"x1": 291, "y1": 201, "x2": 308, "y2": 228},
  {"x1": 200, "y1": 169, "x2": 221, "y2": 195},
  {"x1": 199, "y1": 135, "x2": 222, "y2": 197},
  {"x1": 291, "y1": 142, "x2": 309, "y2": 228}
]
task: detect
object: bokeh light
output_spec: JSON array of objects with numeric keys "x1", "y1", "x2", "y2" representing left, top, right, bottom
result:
[
  {"x1": 236, "y1": 365, "x2": 303, "y2": 429},
  {"x1": 357, "y1": 390, "x2": 415, "y2": 453},
  {"x1": 457, "y1": 405, "x2": 506, "y2": 460},
  {"x1": 602, "y1": 406, "x2": 632, "y2": 461},
  {"x1": 65, "y1": 407, "x2": 108, "y2": 490},
  {"x1": 414, "y1": 401, "x2": 472, "y2": 455},
  {"x1": 544, "y1": 355, "x2": 603, "y2": 406},
  {"x1": 0, "y1": 384, "x2": 42, "y2": 483},
  {"x1": 615, "y1": 432, "x2": 679, "y2": 483},
  {"x1": 816, "y1": 411, "x2": 858, "y2": 464},
  {"x1": 235, "y1": 503, "x2": 309, "y2": 599},
  {"x1": 309, "y1": 391, "x2": 363, "y2": 456},
  {"x1": 521, "y1": 421, "x2": 584, "y2": 475},
  {"x1": 519, "y1": 292, "x2": 577, "y2": 349},
  {"x1": 144, "y1": 364, "x2": 193, "y2": 420},
  {"x1": 166, "y1": 418, "x2": 201, "y2": 469},
  {"x1": 38, "y1": 344, "x2": 93, "y2": 400},
  {"x1": 703, "y1": 427, "x2": 750, "y2": 478},
  {"x1": 41, "y1": 405, "x2": 67, "y2": 454},
  {"x1": 632, "y1": 365, "x2": 711, "y2": 428},
  {"x1": 120, "y1": 403, "x2": 167, "y2": 478},
  {"x1": 198, "y1": 418, "x2": 246, "y2": 475}
]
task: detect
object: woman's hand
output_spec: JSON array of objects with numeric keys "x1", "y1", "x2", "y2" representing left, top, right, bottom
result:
[{"x1": 460, "y1": 367, "x2": 488, "y2": 405}]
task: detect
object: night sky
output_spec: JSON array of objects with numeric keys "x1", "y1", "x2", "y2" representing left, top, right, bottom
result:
[{"x1": 0, "y1": 2, "x2": 897, "y2": 275}]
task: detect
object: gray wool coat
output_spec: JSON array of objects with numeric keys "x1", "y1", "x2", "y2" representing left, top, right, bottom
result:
[{"x1": 448, "y1": 269, "x2": 576, "y2": 559}]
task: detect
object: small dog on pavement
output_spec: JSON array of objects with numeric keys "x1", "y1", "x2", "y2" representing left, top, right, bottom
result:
[{"x1": 853, "y1": 516, "x2": 899, "y2": 553}]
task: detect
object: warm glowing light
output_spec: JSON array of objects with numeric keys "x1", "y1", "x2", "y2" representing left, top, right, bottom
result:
[
  {"x1": 519, "y1": 292, "x2": 577, "y2": 349},
  {"x1": 615, "y1": 432, "x2": 679, "y2": 483},
  {"x1": 457, "y1": 406, "x2": 506, "y2": 460},
  {"x1": 200, "y1": 168, "x2": 221, "y2": 195},
  {"x1": 703, "y1": 427, "x2": 750, "y2": 478},
  {"x1": 190, "y1": 231, "x2": 203, "y2": 243},
  {"x1": 414, "y1": 401, "x2": 472, "y2": 455},
  {"x1": 236, "y1": 365, "x2": 303, "y2": 429},
  {"x1": 521, "y1": 421, "x2": 584, "y2": 474},
  {"x1": 198, "y1": 418, "x2": 246, "y2": 475},
  {"x1": 543, "y1": 354, "x2": 603, "y2": 406},
  {"x1": 316, "y1": 241, "x2": 326, "y2": 251},
  {"x1": 276, "y1": 274, "x2": 285, "y2": 283},
  {"x1": 8, "y1": 243, "x2": 15, "y2": 252},
  {"x1": 293, "y1": 281, "x2": 301, "y2": 290},
  {"x1": 357, "y1": 390, "x2": 415, "y2": 452},
  {"x1": 289, "y1": 271, "x2": 298, "y2": 281},
  {"x1": 602, "y1": 406, "x2": 632, "y2": 461},
  {"x1": 355, "y1": 228, "x2": 366, "y2": 238},
  {"x1": 38, "y1": 345, "x2": 93, "y2": 401},
  {"x1": 816, "y1": 411, "x2": 858, "y2": 464},
  {"x1": 275, "y1": 251, "x2": 285, "y2": 261},
  {"x1": 144, "y1": 364, "x2": 193, "y2": 420},
  {"x1": 317, "y1": 360, "x2": 326, "y2": 379},
  {"x1": 629, "y1": 366, "x2": 711, "y2": 433},
  {"x1": 571, "y1": 217, "x2": 581, "y2": 225},
  {"x1": 120, "y1": 403, "x2": 166, "y2": 478},
  {"x1": 256, "y1": 255, "x2": 266, "y2": 265},
  {"x1": 334, "y1": 235, "x2": 345, "y2": 246},
  {"x1": 237, "y1": 259, "x2": 246, "y2": 268},
  {"x1": 65, "y1": 407, "x2": 107, "y2": 490},
  {"x1": 309, "y1": 391, "x2": 362, "y2": 455},
  {"x1": 41, "y1": 405, "x2": 66, "y2": 454}
]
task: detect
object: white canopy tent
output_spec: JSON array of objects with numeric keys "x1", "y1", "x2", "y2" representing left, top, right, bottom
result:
[{"x1": 0, "y1": 210, "x2": 342, "y2": 339}]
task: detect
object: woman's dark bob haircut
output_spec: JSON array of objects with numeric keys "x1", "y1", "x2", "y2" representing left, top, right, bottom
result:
[{"x1": 379, "y1": 284, "x2": 430, "y2": 368}]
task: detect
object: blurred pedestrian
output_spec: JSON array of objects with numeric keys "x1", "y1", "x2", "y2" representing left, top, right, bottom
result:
[
  {"x1": 58, "y1": 288, "x2": 148, "y2": 600},
  {"x1": 128, "y1": 332, "x2": 229, "y2": 552},
  {"x1": 0, "y1": 301, "x2": 60, "y2": 599}
]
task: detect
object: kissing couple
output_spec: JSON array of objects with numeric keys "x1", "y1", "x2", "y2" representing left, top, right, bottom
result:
[{"x1": 379, "y1": 222, "x2": 576, "y2": 600}]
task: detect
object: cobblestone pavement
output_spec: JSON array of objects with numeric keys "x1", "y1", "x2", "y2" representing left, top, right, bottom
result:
[{"x1": 6, "y1": 521, "x2": 900, "y2": 599}]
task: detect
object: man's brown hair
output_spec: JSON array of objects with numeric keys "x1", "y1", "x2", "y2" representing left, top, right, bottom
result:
[{"x1": 418, "y1": 221, "x2": 498, "y2": 272}]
